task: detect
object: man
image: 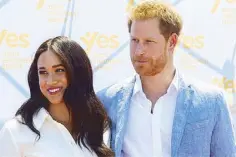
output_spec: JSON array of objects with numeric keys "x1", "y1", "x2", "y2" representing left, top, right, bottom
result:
[{"x1": 97, "y1": 1, "x2": 236, "y2": 156}]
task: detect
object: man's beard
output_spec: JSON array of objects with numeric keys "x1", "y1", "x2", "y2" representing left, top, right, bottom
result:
[{"x1": 132, "y1": 48, "x2": 167, "y2": 76}]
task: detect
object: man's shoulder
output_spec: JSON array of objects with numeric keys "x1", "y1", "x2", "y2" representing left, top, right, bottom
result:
[
  {"x1": 179, "y1": 75, "x2": 229, "y2": 123},
  {"x1": 97, "y1": 76, "x2": 135, "y2": 99},
  {"x1": 182, "y1": 75, "x2": 226, "y2": 109},
  {"x1": 182, "y1": 74, "x2": 224, "y2": 96},
  {"x1": 96, "y1": 76, "x2": 135, "y2": 115}
]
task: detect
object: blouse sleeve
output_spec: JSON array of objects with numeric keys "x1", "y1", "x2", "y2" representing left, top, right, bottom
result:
[{"x1": 103, "y1": 128, "x2": 111, "y2": 148}]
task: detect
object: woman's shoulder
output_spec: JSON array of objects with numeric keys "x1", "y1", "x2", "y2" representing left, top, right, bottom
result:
[
  {"x1": 1, "y1": 116, "x2": 36, "y2": 139},
  {"x1": 2, "y1": 116, "x2": 23, "y2": 131}
]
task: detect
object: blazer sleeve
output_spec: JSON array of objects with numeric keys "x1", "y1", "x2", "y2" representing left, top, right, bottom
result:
[
  {"x1": 0, "y1": 123, "x2": 21, "y2": 157},
  {"x1": 210, "y1": 91, "x2": 236, "y2": 157}
]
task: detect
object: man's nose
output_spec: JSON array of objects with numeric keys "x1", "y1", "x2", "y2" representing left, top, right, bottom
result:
[{"x1": 135, "y1": 42, "x2": 146, "y2": 55}]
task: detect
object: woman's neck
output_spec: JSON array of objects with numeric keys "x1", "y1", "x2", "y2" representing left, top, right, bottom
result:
[{"x1": 48, "y1": 103, "x2": 72, "y2": 133}]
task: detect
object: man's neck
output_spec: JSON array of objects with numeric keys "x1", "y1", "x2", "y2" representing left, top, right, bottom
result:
[{"x1": 140, "y1": 66, "x2": 176, "y2": 105}]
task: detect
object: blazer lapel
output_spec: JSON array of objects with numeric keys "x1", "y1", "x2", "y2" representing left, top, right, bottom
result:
[
  {"x1": 171, "y1": 76, "x2": 194, "y2": 157},
  {"x1": 115, "y1": 77, "x2": 135, "y2": 157}
]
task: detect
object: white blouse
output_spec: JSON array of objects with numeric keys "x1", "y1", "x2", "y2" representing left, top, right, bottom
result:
[{"x1": 0, "y1": 108, "x2": 110, "y2": 157}]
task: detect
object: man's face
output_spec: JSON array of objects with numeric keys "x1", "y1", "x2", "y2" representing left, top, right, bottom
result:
[{"x1": 130, "y1": 18, "x2": 172, "y2": 76}]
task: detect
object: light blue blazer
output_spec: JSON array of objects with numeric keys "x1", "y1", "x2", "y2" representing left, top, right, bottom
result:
[{"x1": 97, "y1": 74, "x2": 236, "y2": 157}]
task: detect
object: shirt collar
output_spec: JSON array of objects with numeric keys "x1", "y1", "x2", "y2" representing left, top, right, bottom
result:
[
  {"x1": 133, "y1": 69, "x2": 179, "y2": 97},
  {"x1": 33, "y1": 107, "x2": 53, "y2": 130}
]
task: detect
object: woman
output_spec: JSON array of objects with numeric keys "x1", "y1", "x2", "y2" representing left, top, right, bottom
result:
[{"x1": 0, "y1": 36, "x2": 114, "y2": 157}]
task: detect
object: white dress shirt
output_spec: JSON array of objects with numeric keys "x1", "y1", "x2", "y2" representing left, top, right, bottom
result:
[
  {"x1": 122, "y1": 71, "x2": 179, "y2": 157},
  {"x1": 0, "y1": 108, "x2": 110, "y2": 157}
]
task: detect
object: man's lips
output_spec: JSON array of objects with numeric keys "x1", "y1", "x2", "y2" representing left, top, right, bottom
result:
[{"x1": 136, "y1": 60, "x2": 148, "y2": 63}]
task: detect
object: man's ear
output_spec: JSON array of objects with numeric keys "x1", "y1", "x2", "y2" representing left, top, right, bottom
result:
[{"x1": 168, "y1": 33, "x2": 178, "y2": 52}]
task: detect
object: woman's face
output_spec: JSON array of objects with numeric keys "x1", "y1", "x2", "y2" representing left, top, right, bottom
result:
[{"x1": 37, "y1": 50, "x2": 68, "y2": 105}]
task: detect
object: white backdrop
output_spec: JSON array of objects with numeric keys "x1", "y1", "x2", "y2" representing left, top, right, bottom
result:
[{"x1": 0, "y1": 0, "x2": 236, "y2": 126}]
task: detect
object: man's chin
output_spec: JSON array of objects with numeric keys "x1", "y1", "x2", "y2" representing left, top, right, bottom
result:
[
  {"x1": 136, "y1": 71, "x2": 158, "y2": 76},
  {"x1": 135, "y1": 69, "x2": 162, "y2": 76}
]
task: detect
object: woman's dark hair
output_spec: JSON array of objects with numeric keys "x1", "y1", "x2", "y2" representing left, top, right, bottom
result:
[{"x1": 16, "y1": 36, "x2": 114, "y2": 156}]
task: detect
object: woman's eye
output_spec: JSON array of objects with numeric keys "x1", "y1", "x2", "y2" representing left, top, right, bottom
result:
[
  {"x1": 38, "y1": 71, "x2": 48, "y2": 75},
  {"x1": 56, "y1": 68, "x2": 65, "y2": 72}
]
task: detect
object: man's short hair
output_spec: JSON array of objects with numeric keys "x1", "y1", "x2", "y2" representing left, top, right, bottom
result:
[{"x1": 128, "y1": 0, "x2": 183, "y2": 41}]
